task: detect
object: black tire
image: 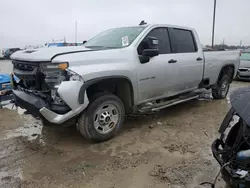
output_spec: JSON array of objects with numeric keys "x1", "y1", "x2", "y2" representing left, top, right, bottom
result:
[
  {"x1": 212, "y1": 75, "x2": 230, "y2": 99},
  {"x1": 77, "y1": 93, "x2": 125, "y2": 142}
]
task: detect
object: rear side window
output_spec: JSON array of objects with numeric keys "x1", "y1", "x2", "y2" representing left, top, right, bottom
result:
[
  {"x1": 137, "y1": 27, "x2": 171, "y2": 55},
  {"x1": 169, "y1": 28, "x2": 197, "y2": 53}
]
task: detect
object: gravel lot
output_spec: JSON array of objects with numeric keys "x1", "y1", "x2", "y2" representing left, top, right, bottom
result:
[{"x1": 0, "y1": 60, "x2": 249, "y2": 188}]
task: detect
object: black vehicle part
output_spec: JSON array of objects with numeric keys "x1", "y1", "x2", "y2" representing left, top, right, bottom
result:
[
  {"x1": 230, "y1": 87, "x2": 250, "y2": 125},
  {"x1": 13, "y1": 89, "x2": 47, "y2": 117},
  {"x1": 211, "y1": 87, "x2": 250, "y2": 188},
  {"x1": 13, "y1": 89, "x2": 71, "y2": 118}
]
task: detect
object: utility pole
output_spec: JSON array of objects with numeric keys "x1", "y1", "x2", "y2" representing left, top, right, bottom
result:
[
  {"x1": 75, "y1": 21, "x2": 78, "y2": 44},
  {"x1": 212, "y1": 0, "x2": 217, "y2": 49},
  {"x1": 240, "y1": 40, "x2": 242, "y2": 48}
]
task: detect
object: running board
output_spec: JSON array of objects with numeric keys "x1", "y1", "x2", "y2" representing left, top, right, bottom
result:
[{"x1": 151, "y1": 95, "x2": 199, "y2": 111}]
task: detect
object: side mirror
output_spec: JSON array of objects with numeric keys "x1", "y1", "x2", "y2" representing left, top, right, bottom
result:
[
  {"x1": 142, "y1": 49, "x2": 159, "y2": 57},
  {"x1": 82, "y1": 40, "x2": 87, "y2": 44},
  {"x1": 142, "y1": 36, "x2": 159, "y2": 57},
  {"x1": 139, "y1": 36, "x2": 159, "y2": 63}
]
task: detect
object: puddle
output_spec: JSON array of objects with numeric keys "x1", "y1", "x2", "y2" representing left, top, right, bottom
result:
[{"x1": 3, "y1": 123, "x2": 42, "y2": 141}]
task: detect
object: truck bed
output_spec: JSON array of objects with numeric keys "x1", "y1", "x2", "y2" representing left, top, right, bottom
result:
[{"x1": 203, "y1": 50, "x2": 240, "y2": 85}]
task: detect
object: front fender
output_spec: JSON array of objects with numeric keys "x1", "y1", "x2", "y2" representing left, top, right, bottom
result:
[
  {"x1": 39, "y1": 80, "x2": 89, "y2": 124},
  {"x1": 57, "y1": 80, "x2": 89, "y2": 110},
  {"x1": 78, "y1": 75, "x2": 135, "y2": 105}
]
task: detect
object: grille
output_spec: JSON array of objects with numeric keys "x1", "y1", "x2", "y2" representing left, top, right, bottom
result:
[
  {"x1": 13, "y1": 61, "x2": 37, "y2": 71},
  {"x1": 238, "y1": 68, "x2": 249, "y2": 72}
]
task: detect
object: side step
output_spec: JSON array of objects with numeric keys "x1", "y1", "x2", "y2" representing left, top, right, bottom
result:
[
  {"x1": 152, "y1": 95, "x2": 198, "y2": 111},
  {"x1": 138, "y1": 90, "x2": 204, "y2": 113}
]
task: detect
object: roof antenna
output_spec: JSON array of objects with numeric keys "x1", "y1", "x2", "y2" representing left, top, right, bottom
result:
[{"x1": 139, "y1": 20, "x2": 147, "y2": 25}]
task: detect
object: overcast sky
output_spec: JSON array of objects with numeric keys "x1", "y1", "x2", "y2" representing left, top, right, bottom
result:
[{"x1": 0, "y1": 0, "x2": 250, "y2": 49}]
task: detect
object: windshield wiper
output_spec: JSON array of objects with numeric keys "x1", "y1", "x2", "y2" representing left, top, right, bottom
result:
[{"x1": 85, "y1": 45, "x2": 105, "y2": 48}]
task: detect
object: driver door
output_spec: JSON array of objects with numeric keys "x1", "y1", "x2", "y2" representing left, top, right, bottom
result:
[{"x1": 136, "y1": 27, "x2": 178, "y2": 103}]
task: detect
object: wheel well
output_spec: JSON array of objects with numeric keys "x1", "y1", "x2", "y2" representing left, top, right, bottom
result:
[
  {"x1": 86, "y1": 78, "x2": 134, "y2": 113},
  {"x1": 218, "y1": 65, "x2": 235, "y2": 83}
]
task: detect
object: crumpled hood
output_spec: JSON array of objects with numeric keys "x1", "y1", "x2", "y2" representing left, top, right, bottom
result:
[{"x1": 10, "y1": 46, "x2": 92, "y2": 62}]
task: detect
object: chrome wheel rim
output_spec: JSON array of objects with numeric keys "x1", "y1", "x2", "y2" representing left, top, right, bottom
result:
[
  {"x1": 93, "y1": 103, "x2": 120, "y2": 134},
  {"x1": 221, "y1": 80, "x2": 229, "y2": 97}
]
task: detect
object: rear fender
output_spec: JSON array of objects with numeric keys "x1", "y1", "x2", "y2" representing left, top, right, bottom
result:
[{"x1": 216, "y1": 64, "x2": 235, "y2": 84}]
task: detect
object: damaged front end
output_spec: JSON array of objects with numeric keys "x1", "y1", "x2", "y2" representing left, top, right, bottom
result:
[
  {"x1": 12, "y1": 60, "x2": 89, "y2": 124},
  {"x1": 212, "y1": 87, "x2": 250, "y2": 187}
]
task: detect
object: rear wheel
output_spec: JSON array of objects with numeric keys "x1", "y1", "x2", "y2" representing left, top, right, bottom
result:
[
  {"x1": 77, "y1": 93, "x2": 125, "y2": 142},
  {"x1": 212, "y1": 75, "x2": 230, "y2": 99}
]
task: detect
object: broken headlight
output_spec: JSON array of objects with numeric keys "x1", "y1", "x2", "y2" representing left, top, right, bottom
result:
[{"x1": 67, "y1": 70, "x2": 84, "y2": 82}]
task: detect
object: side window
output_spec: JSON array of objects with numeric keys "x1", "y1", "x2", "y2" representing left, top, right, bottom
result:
[
  {"x1": 169, "y1": 28, "x2": 197, "y2": 53},
  {"x1": 137, "y1": 27, "x2": 171, "y2": 55}
]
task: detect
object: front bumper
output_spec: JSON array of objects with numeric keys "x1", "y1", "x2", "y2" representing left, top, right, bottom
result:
[
  {"x1": 13, "y1": 81, "x2": 89, "y2": 124},
  {"x1": 13, "y1": 89, "x2": 46, "y2": 117}
]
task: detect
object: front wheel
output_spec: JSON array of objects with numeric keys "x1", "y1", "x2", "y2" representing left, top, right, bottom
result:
[
  {"x1": 77, "y1": 93, "x2": 125, "y2": 142},
  {"x1": 212, "y1": 75, "x2": 230, "y2": 99}
]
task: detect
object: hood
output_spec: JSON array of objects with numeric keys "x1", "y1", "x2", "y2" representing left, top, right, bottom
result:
[
  {"x1": 240, "y1": 60, "x2": 250, "y2": 68},
  {"x1": 50, "y1": 47, "x2": 134, "y2": 77},
  {"x1": 10, "y1": 46, "x2": 92, "y2": 62},
  {"x1": 230, "y1": 87, "x2": 250, "y2": 125}
]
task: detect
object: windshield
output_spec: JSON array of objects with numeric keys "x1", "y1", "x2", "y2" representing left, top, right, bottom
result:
[{"x1": 84, "y1": 27, "x2": 145, "y2": 49}]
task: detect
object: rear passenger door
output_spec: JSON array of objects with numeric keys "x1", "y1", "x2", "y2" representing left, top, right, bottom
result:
[{"x1": 168, "y1": 28, "x2": 204, "y2": 93}]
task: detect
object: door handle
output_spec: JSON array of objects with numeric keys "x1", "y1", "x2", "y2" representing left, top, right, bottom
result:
[
  {"x1": 196, "y1": 57, "x2": 203, "y2": 61},
  {"x1": 168, "y1": 59, "x2": 177, "y2": 63}
]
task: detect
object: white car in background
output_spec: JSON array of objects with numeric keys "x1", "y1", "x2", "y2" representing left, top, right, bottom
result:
[{"x1": 237, "y1": 49, "x2": 250, "y2": 80}]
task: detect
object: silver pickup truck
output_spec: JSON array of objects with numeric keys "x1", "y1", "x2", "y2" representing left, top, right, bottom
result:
[{"x1": 11, "y1": 24, "x2": 240, "y2": 142}]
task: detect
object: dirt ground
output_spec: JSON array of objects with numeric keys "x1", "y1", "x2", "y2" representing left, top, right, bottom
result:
[{"x1": 1, "y1": 60, "x2": 250, "y2": 188}]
